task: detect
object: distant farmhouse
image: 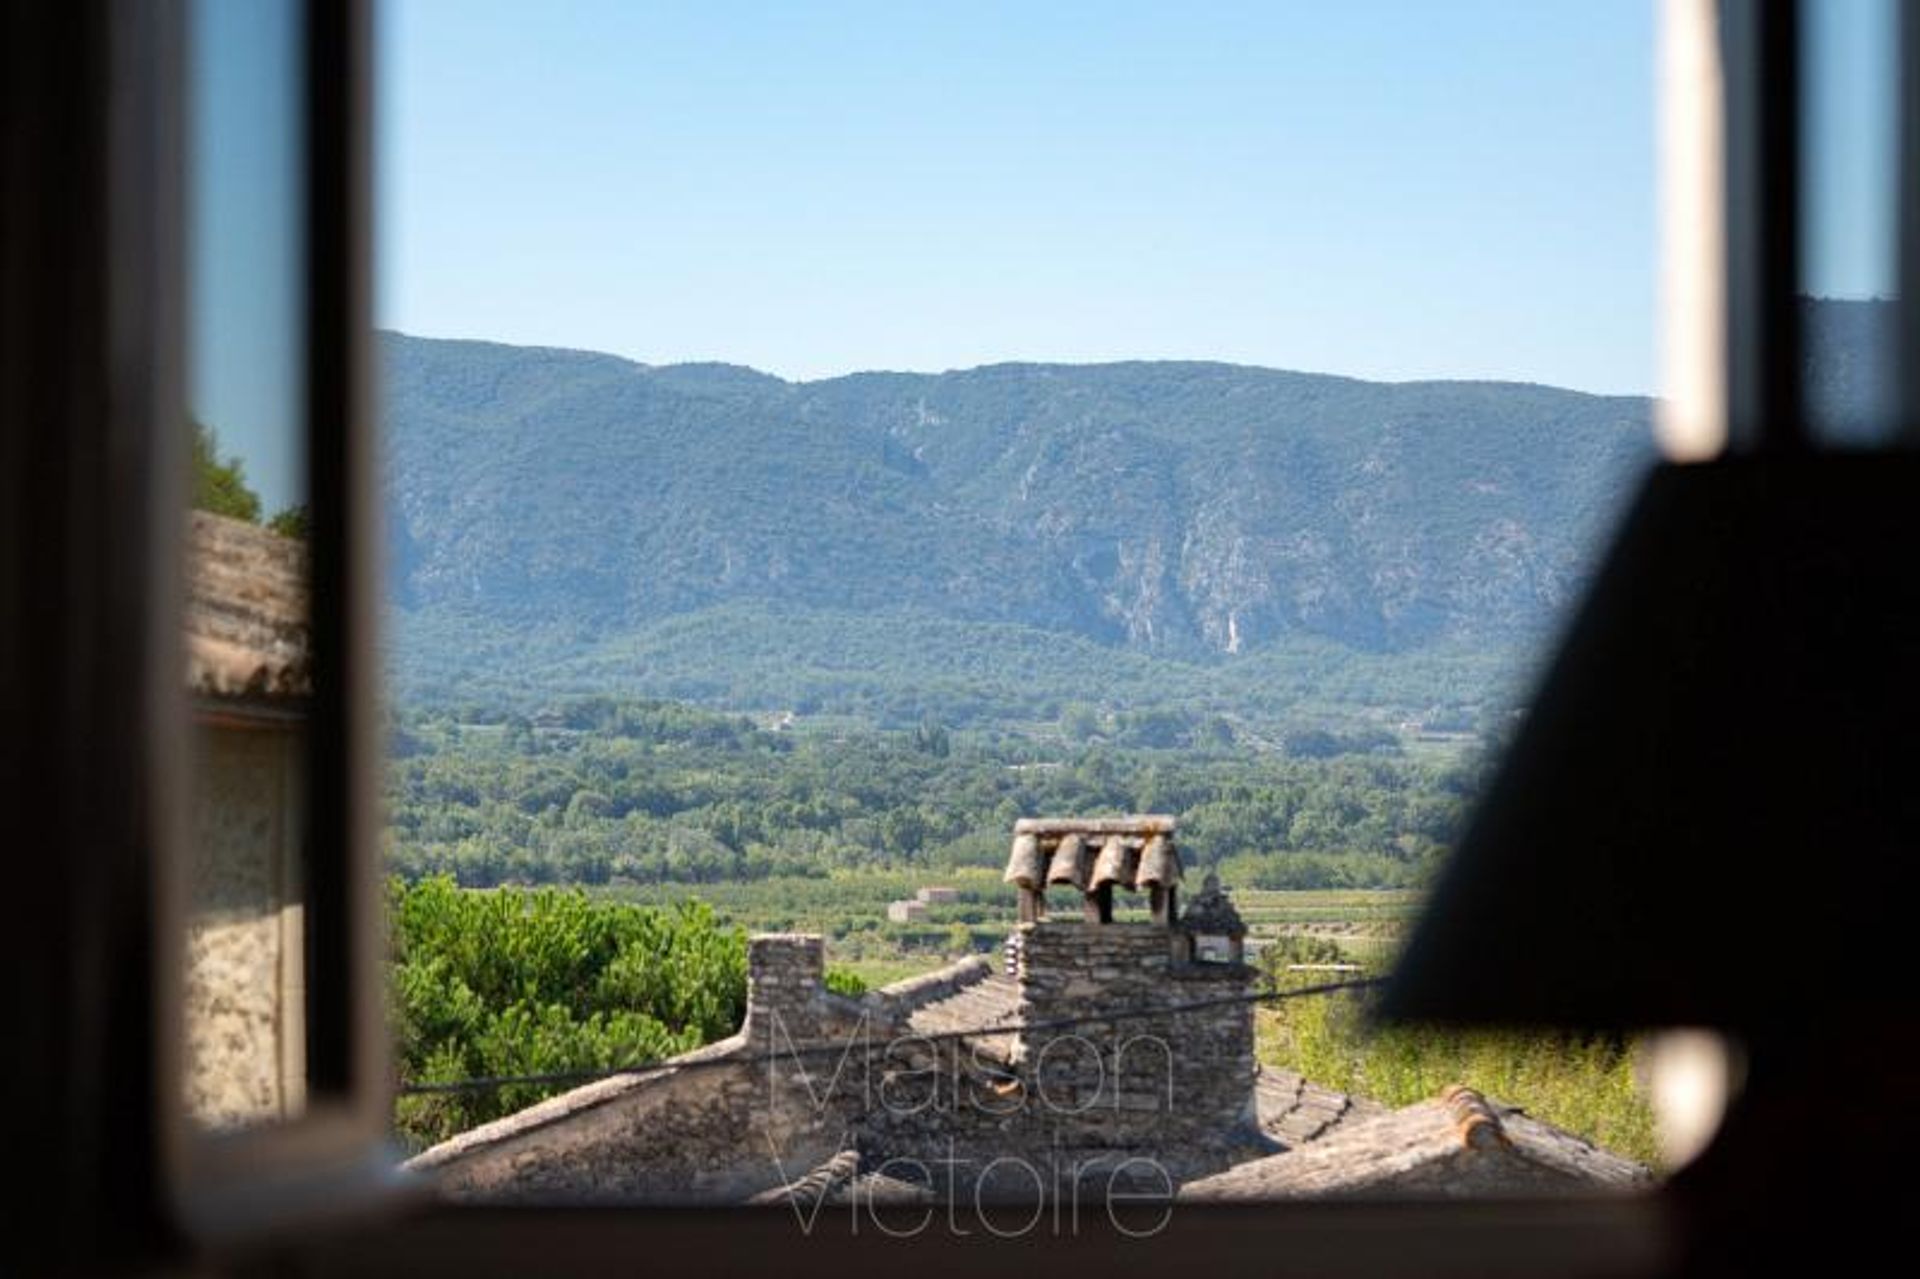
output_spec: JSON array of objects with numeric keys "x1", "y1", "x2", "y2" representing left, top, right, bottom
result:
[
  {"x1": 408, "y1": 817, "x2": 1646, "y2": 1206},
  {"x1": 183, "y1": 510, "x2": 311, "y2": 1127},
  {"x1": 885, "y1": 884, "x2": 959, "y2": 923}
]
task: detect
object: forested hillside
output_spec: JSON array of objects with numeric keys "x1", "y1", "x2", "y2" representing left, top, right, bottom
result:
[
  {"x1": 386, "y1": 695, "x2": 1480, "y2": 894},
  {"x1": 382, "y1": 333, "x2": 1656, "y2": 720}
]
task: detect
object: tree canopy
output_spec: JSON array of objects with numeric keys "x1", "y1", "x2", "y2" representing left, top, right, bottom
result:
[
  {"x1": 190, "y1": 419, "x2": 262, "y2": 523},
  {"x1": 190, "y1": 419, "x2": 307, "y2": 536}
]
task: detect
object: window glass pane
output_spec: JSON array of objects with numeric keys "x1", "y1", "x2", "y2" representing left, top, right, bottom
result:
[
  {"x1": 182, "y1": 0, "x2": 311, "y2": 1132},
  {"x1": 376, "y1": 0, "x2": 1675, "y2": 1212},
  {"x1": 1802, "y1": 0, "x2": 1900, "y2": 443}
]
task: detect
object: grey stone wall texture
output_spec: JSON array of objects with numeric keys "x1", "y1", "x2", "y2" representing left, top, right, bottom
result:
[
  {"x1": 183, "y1": 725, "x2": 304, "y2": 1128},
  {"x1": 1012, "y1": 922, "x2": 1258, "y2": 1155}
]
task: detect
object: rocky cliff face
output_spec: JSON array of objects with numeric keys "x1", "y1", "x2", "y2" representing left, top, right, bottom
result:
[{"x1": 383, "y1": 333, "x2": 1656, "y2": 669}]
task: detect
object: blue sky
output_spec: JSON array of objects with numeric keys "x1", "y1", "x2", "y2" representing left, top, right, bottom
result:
[
  {"x1": 197, "y1": 2, "x2": 1898, "y2": 512},
  {"x1": 376, "y1": 1, "x2": 1659, "y2": 395},
  {"x1": 1804, "y1": 0, "x2": 1898, "y2": 305},
  {"x1": 191, "y1": 0, "x2": 305, "y2": 514}
]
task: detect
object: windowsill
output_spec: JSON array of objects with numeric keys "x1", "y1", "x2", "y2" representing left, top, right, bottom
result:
[
  {"x1": 176, "y1": 1139, "x2": 422, "y2": 1249},
  {"x1": 275, "y1": 1190, "x2": 1674, "y2": 1279}
]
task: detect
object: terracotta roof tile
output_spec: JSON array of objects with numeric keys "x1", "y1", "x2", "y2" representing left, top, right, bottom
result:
[
  {"x1": 1184, "y1": 1084, "x2": 1651, "y2": 1200},
  {"x1": 184, "y1": 511, "x2": 310, "y2": 701}
]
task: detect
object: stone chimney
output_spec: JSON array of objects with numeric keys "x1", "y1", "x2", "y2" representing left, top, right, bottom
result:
[
  {"x1": 743, "y1": 933, "x2": 826, "y2": 1049},
  {"x1": 1001, "y1": 817, "x2": 1261, "y2": 1159}
]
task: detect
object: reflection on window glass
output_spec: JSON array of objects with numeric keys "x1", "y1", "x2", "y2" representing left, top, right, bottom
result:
[
  {"x1": 377, "y1": 2, "x2": 1680, "y2": 1212},
  {"x1": 1802, "y1": 0, "x2": 1899, "y2": 444},
  {"x1": 182, "y1": 0, "x2": 310, "y2": 1131}
]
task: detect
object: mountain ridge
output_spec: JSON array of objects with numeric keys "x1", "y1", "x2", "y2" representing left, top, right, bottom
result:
[
  {"x1": 380, "y1": 328, "x2": 1657, "y2": 718},
  {"x1": 385, "y1": 328, "x2": 1662, "y2": 397}
]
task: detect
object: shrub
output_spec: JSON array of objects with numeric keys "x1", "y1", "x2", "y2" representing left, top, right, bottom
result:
[{"x1": 388, "y1": 875, "x2": 747, "y2": 1150}]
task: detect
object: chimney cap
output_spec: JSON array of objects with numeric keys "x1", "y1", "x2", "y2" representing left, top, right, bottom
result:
[
  {"x1": 1014, "y1": 815, "x2": 1176, "y2": 837},
  {"x1": 1179, "y1": 873, "x2": 1245, "y2": 937},
  {"x1": 1005, "y1": 817, "x2": 1182, "y2": 896}
]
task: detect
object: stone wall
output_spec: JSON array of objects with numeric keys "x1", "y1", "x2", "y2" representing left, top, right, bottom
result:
[
  {"x1": 414, "y1": 935, "x2": 891, "y2": 1203},
  {"x1": 407, "y1": 1033, "x2": 845, "y2": 1204},
  {"x1": 184, "y1": 724, "x2": 305, "y2": 1128},
  {"x1": 1012, "y1": 922, "x2": 1260, "y2": 1162}
]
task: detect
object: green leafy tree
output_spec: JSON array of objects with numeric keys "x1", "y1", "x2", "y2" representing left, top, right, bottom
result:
[
  {"x1": 823, "y1": 967, "x2": 869, "y2": 997},
  {"x1": 387, "y1": 876, "x2": 748, "y2": 1149},
  {"x1": 190, "y1": 419, "x2": 262, "y2": 522},
  {"x1": 910, "y1": 715, "x2": 950, "y2": 758},
  {"x1": 267, "y1": 503, "x2": 309, "y2": 539}
]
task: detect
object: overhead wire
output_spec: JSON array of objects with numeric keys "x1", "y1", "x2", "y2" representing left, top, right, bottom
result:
[{"x1": 398, "y1": 974, "x2": 1384, "y2": 1097}]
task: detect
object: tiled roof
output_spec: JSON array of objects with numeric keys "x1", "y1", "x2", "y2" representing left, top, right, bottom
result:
[
  {"x1": 1182, "y1": 1085, "x2": 1652, "y2": 1200},
  {"x1": 746, "y1": 1149, "x2": 863, "y2": 1210},
  {"x1": 1255, "y1": 1065, "x2": 1388, "y2": 1147},
  {"x1": 901, "y1": 969, "x2": 1023, "y2": 1064},
  {"x1": 185, "y1": 511, "x2": 310, "y2": 701},
  {"x1": 751, "y1": 1150, "x2": 942, "y2": 1210}
]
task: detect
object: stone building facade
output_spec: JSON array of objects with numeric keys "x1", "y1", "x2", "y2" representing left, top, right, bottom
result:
[{"x1": 183, "y1": 510, "x2": 310, "y2": 1127}]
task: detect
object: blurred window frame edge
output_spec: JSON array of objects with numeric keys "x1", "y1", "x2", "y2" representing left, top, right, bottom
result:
[
  {"x1": 159, "y1": 0, "x2": 399, "y2": 1244},
  {"x1": 4, "y1": 0, "x2": 1786, "y2": 1273}
]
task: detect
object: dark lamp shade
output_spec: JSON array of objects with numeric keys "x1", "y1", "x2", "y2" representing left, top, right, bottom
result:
[{"x1": 1380, "y1": 456, "x2": 1920, "y2": 1031}]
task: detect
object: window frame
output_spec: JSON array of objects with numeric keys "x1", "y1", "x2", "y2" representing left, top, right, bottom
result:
[
  {"x1": 166, "y1": 0, "x2": 1705, "y2": 1262},
  {"x1": 6, "y1": 0, "x2": 1839, "y2": 1270},
  {"x1": 159, "y1": 0, "x2": 400, "y2": 1238}
]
